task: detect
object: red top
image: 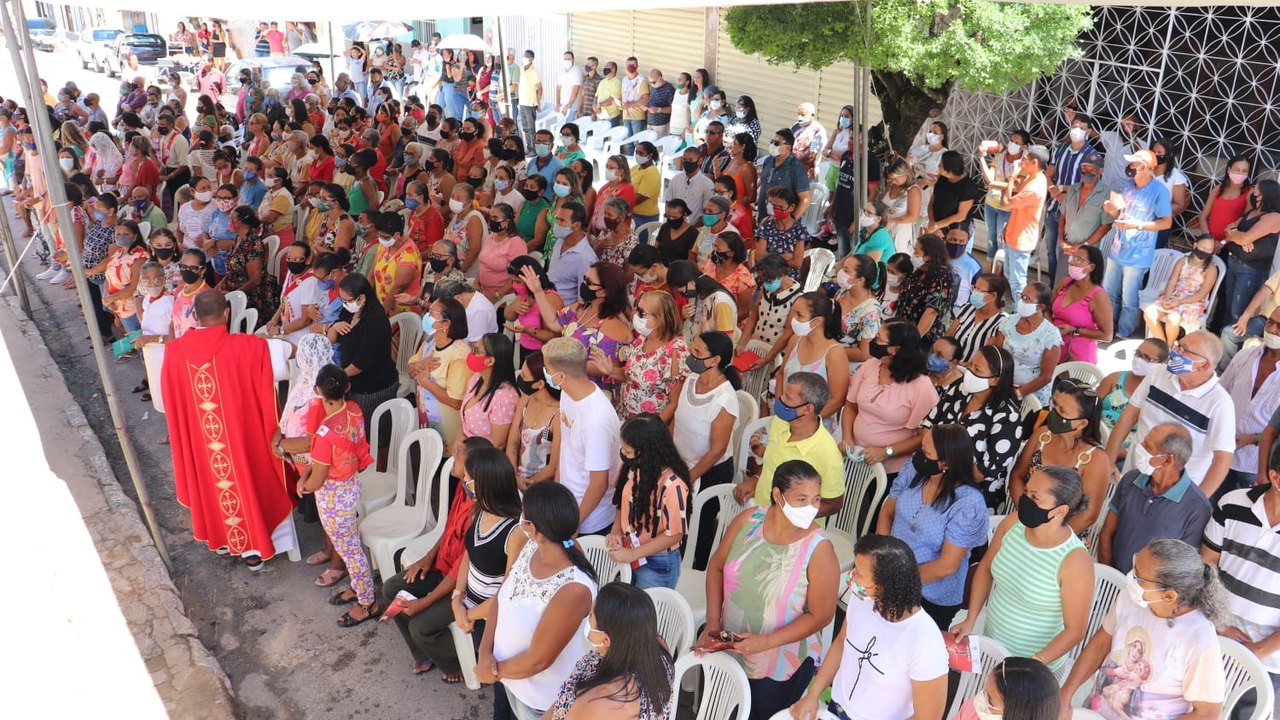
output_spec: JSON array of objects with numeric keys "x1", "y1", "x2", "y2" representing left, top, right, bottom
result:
[
  {"x1": 310, "y1": 154, "x2": 335, "y2": 183},
  {"x1": 1208, "y1": 186, "x2": 1250, "y2": 241},
  {"x1": 406, "y1": 206, "x2": 446, "y2": 255},
  {"x1": 308, "y1": 400, "x2": 373, "y2": 483},
  {"x1": 433, "y1": 489, "x2": 476, "y2": 578}
]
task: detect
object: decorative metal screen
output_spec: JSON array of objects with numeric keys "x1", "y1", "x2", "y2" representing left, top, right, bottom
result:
[{"x1": 945, "y1": 5, "x2": 1280, "y2": 219}]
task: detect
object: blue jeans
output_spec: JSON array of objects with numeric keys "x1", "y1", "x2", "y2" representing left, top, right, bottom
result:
[
  {"x1": 985, "y1": 207, "x2": 1010, "y2": 262},
  {"x1": 1104, "y1": 261, "x2": 1147, "y2": 338},
  {"x1": 504, "y1": 687, "x2": 544, "y2": 720},
  {"x1": 563, "y1": 106, "x2": 578, "y2": 122},
  {"x1": 1043, "y1": 208, "x2": 1062, "y2": 283},
  {"x1": 622, "y1": 117, "x2": 644, "y2": 153},
  {"x1": 120, "y1": 314, "x2": 141, "y2": 333},
  {"x1": 1220, "y1": 315, "x2": 1266, "y2": 371},
  {"x1": 1225, "y1": 258, "x2": 1267, "y2": 320},
  {"x1": 519, "y1": 105, "x2": 538, "y2": 155},
  {"x1": 632, "y1": 548, "x2": 680, "y2": 589},
  {"x1": 1004, "y1": 246, "x2": 1033, "y2": 300}
]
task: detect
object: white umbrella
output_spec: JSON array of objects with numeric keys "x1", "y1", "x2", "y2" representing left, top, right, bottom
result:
[
  {"x1": 291, "y1": 42, "x2": 338, "y2": 59},
  {"x1": 343, "y1": 21, "x2": 412, "y2": 42},
  {"x1": 437, "y1": 33, "x2": 489, "y2": 52}
]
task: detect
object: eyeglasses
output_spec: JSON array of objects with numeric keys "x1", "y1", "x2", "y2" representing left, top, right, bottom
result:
[
  {"x1": 1134, "y1": 349, "x2": 1163, "y2": 363},
  {"x1": 1068, "y1": 255, "x2": 1092, "y2": 267},
  {"x1": 178, "y1": 264, "x2": 203, "y2": 272},
  {"x1": 1172, "y1": 342, "x2": 1206, "y2": 363}
]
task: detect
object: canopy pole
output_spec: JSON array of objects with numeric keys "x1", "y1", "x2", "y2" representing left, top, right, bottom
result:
[
  {"x1": 496, "y1": 18, "x2": 512, "y2": 120},
  {"x1": 0, "y1": 199, "x2": 32, "y2": 317},
  {"x1": 2, "y1": 0, "x2": 172, "y2": 572},
  {"x1": 327, "y1": 22, "x2": 337, "y2": 85}
]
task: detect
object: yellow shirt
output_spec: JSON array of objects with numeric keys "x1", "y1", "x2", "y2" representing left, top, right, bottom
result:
[
  {"x1": 621, "y1": 76, "x2": 650, "y2": 121},
  {"x1": 595, "y1": 77, "x2": 622, "y2": 119},
  {"x1": 632, "y1": 164, "x2": 661, "y2": 216},
  {"x1": 518, "y1": 65, "x2": 542, "y2": 107},
  {"x1": 754, "y1": 417, "x2": 846, "y2": 508},
  {"x1": 260, "y1": 188, "x2": 294, "y2": 233},
  {"x1": 1262, "y1": 269, "x2": 1280, "y2": 317}
]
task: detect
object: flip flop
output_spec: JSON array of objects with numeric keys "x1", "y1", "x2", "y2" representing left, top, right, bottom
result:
[
  {"x1": 412, "y1": 661, "x2": 435, "y2": 675},
  {"x1": 337, "y1": 602, "x2": 382, "y2": 628},
  {"x1": 315, "y1": 568, "x2": 347, "y2": 587},
  {"x1": 440, "y1": 673, "x2": 463, "y2": 685},
  {"x1": 305, "y1": 551, "x2": 332, "y2": 566}
]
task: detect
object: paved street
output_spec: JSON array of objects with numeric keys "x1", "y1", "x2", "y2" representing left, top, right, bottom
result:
[{"x1": 1, "y1": 44, "x2": 488, "y2": 719}]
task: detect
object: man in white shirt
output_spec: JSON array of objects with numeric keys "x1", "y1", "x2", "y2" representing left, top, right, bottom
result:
[
  {"x1": 437, "y1": 280, "x2": 497, "y2": 343},
  {"x1": 1219, "y1": 306, "x2": 1280, "y2": 498},
  {"x1": 665, "y1": 146, "x2": 715, "y2": 221},
  {"x1": 556, "y1": 51, "x2": 583, "y2": 122},
  {"x1": 542, "y1": 337, "x2": 620, "y2": 535},
  {"x1": 1096, "y1": 109, "x2": 1150, "y2": 196},
  {"x1": 1107, "y1": 330, "x2": 1236, "y2": 498}
]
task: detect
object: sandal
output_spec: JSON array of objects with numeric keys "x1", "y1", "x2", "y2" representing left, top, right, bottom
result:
[
  {"x1": 305, "y1": 551, "x2": 332, "y2": 566},
  {"x1": 412, "y1": 660, "x2": 435, "y2": 675},
  {"x1": 132, "y1": 380, "x2": 148, "y2": 394},
  {"x1": 315, "y1": 568, "x2": 347, "y2": 587},
  {"x1": 440, "y1": 672, "x2": 463, "y2": 685},
  {"x1": 329, "y1": 588, "x2": 358, "y2": 605},
  {"x1": 338, "y1": 602, "x2": 382, "y2": 627}
]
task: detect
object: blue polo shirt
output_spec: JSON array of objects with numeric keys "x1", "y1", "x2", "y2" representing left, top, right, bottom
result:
[
  {"x1": 528, "y1": 154, "x2": 564, "y2": 201},
  {"x1": 1106, "y1": 469, "x2": 1211, "y2": 573},
  {"x1": 1106, "y1": 179, "x2": 1171, "y2": 270}
]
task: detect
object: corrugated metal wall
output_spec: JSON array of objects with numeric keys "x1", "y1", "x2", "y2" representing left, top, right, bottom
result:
[
  {"x1": 496, "y1": 14, "x2": 572, "y2": 111},
  {"x1": 570, "y1": 10, "x2": 881, "y2": 142}
]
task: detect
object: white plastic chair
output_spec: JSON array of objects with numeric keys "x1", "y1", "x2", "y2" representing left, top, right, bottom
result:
[
  {"x1": 1054, "y1": 361, "x2": 1105, "y2": 388},
  {"x1": 732, "y1": 416, "x2": 774, "y2": 486},
  {"x1": 1085, "y1": 479, "x2": 1120, "y2": 559},
  {"x1": 356, "y1": 398, "x2": 418, "y2": 516},
  {"x1": 1137, "y1": 248, "x2": 1184, "y2": 308},
  {"x1": 226, "y1": 290, "x2": 248, "y2": 333},
  {"x1": 262, "y1": 234, "x2": 280, "y2": 276},
  {"x1": 803, "y1": 248, "x2": 836, "y2": 292},
  {"x1": 390, "y1": 311, "x2": 425, "y2": 398},
  {"x1": 987, "y1": 514, "x2": 1007, "y2": 544},
  {"x1": 1058, "y1": 563, "x2": 1125, "y2": 683},
  {"x1": 271, "y1": 243, "x2": 290, "y2": 281},
  {"x1": 1221, "y1": 636, "x2": 1276, "y2": 720},
  {"x1": 946, "y1": 635, "x2": 1011, "y2": 720},
  {"x1": 358, "y1": 429, "x2": 446, "y2": 577},
  {"x1": 635, "y1": 221, "x2": 660, "y2": 245},
  {"x1": 730, "y1": 389, "x2": 760, "y2": 477},
  {"x1": 394, "y1": 457, "x2": 456, "y2": 567},
  {"x1": 137, "y1": 220, "x2": 152, "y2": 239},
  {"x1": 646, "y1": 587, "x2": 697, "y2": 660},
  {"x1": 739, "y1": 339, "x2": 777, "y2": 405},
  {"x1": 676, "y1": 483, "x2": 753, "y2": 629},
  {"x1": 621, "y1": 129, "x2": 658, "y2": 162},
  {"x1": 673, "y1": 651, "x2": 752, "y2": 720},
  {"x1": 1020, "y1": 393, "x2": 1043, "y2": 421},
  {"x1": 598, "y1": 126, "x2": 631, "y2": 158},
  {"x1": 239, "y1": 308, "x2": 259, "y2": 335},
  {"x1": 825, "y1": 459, "x2": 890, "y2": 574},
  {"x1": 577, "y1": 535, "x2": 632, "y2": 585},
  {"x1": 450, "y1": 621, "x2": 481, "y2": 690},
  {"x1": 802, "y1": 185, "x2": 830, "y2": 235},
  {"x1": 652, "y1": 134, "x2": 683, "y2": 163},
  {"x1": 1199, "y1": 255, "x2": 1228, "y2": 325},
  {"x1": 1098, "y1": 338, "x2": 1144, "y2": 376}
]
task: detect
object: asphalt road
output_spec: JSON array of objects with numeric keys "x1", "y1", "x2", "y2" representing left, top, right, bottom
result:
[{"x1": 1, "y1": 45, "x2": 490, "y2": 720}]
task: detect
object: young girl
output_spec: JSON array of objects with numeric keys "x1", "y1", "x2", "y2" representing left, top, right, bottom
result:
[
  {"x1": 880, "y1": 252, "x2": 914, "y2": 319},
  {"x1": 504, "y1": 352, "x2": 560, "y2": 491},
  {"x1": 607, "y1": 414, "x2": 691, "y2": 590},
  {"x1": 1143, "y1": 235, "x2": 1220, "y2": 345}
]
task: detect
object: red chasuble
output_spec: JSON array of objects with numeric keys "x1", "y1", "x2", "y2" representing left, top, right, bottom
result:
[{"x1": 161, "y1": 325, "x2": 293, "y2": 559}]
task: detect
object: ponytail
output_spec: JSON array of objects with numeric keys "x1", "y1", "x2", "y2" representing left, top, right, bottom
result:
[{"x1": 564, "y1": 541, "x2": 600, "y2": 585}]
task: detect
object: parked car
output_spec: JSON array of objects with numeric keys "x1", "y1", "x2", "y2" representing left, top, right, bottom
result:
[
  {"x1": 102, "y1": 33, "x2": 168, "y2": 78},
  {"x1": 75, "y1": 27, "x2": 125, "y2": 72},
  {"x1": 27, "y1": 17, "x2": 57, "y2": 52},
  {"x1": 219, "y1": 56, "x2": 312, "y2": 113}
]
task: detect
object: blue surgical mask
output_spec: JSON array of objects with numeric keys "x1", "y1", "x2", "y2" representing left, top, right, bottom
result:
[
  {"x1": 244, "y1": 171, "x2": 257, "y2": 182},
  {"x1": 542, "y1": 368, "x2": 561, "y2": 390},
  {"x1": 772, "y1": 397, "x2": 803, "y2": 423},
  {"x1": 839, "y1": 116, "x2": 852, "y2": 129},
  {"x1": 553, "y1": 183, "x2": 571, "y2": 198},
  {"x1": 317, "y1": 277, "x2": 334, "y2": 290},
  {"x1": 405, "y1": 197, "x2": 421, "y2": 210},
  {"x1": 535, "y1": 143, "x2": 552, "y2": 158},
  {"x1": 969, "y1": 292, "x2": 987, "y2": 309},
  {"x1": 552, "y1": 224, "x2": 572, "y2": 240},
  {"x1": 92, "y1": 210, "x2": 108, "y2": 222},
  {"x1": 762, "y1": 278, "x2": 782, "y2": 294},
  {"x1": 421, "y1": 313, "x2": 436, "y2": 335},
  {"x1": 927, "y1": 354, "x2": 951, "y2": 374}
]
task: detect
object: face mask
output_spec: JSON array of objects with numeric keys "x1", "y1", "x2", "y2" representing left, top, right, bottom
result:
[
  {"x1": 1190, "y1": 248, "x2": 1213, "y2": 263},
  {"x1": 683, "y1": 162, "x2": 699, "y2": 176},
  {"x1": 553, "y1": 183, "x2": 571, "y2": 198},
  {"x1": 153, "y1": 247, "x2": 175, "y2": 261},
  {"x1": 420, "y1": 313, "x2": 436, "y2": 336},
  {"x1": 1125, "y1": 570, "x2": 1158, "y2": 609},
  {"x1": 868, "y1": 341, "x2": 890, "y2": 359},
  {"x1": 578, "y1": 281, "x2": 599, "y2": 303},
  {"x1": 1017, "y1": 300, "x2": 1039, "y2": 318},
  {"x1": 535, "y1": 143, "x2": 552, "y2": 158},
  {"x1": 1263, "y1": 333, "x2": 1280, "y2": 351},
  {"x1": 926, "y1": 354, "x2": 951, "y2": 374},
  {"x1": 376, "y1": 234, "x2": 396, "y2": 248},
  {"x1": 887, "y1": 274, "x2": 902, "y2": 289},
  {"x1": 926, "y1": 132, "x2": 940, "y2": 145},
  {"x1": 631, "y1": 313, "x2": 653, "y2": 337},
  {"x1": 216, "y1": 199, "x2": 235, "y2": 213},
  {"x1": 601, "y1": 67, "x2": 612, "y2": 76},
  {"x1": 424, "y1": 256, "x2": 448, "y2": 274},
  {"x1": 244, "y1": 171, "x2": 258, "y2": 182},
  {"x1": 1229, "y1": 171, "x2": 1249, "y2": 185},
  {"x1": 459, "y1": 131, "x2": 476, "y2": 141},
  {"x1": 514, "y1": 376, "x2": 539, "y2": 396},
  {"x1": 1132, "y1": 443, "x2": 1164, "y2": 477},
  {"x1": 194, "y1": 190, "x2": 213, "y2": 202},
  {"x1": 859, "y1": 213, "x2": 876, "y2": 228},
  {"x1": 973, "y1": 691, "x2": 1002, "y2": 720},
  {"x1": 315, "y1": 200, "x2": 333, "y2": 212},
  {"x1": 180, "y1": 268, "x2": 202, "y2": 284},
  {"x1": 115, "y1": 235, "x2": 134, "y2": 248},
  {"x1": 773, "y1": 397, "x2": 803, "y2": 423},
  {"x1": 839, "y1": 116, "x2": 852, "y2": 129},
  {"x1": 762, "y1": 278, "x2": 782, "y2": 294},
  {"x1": 1069, "y1": 127, "x2": 1088, "y2": 143},
  {"x1": 768, "y1": 143, "x2": 781, "y2": 158},
  {"x1": 343, "y1": 300, "x2": 362, "y2": 314},
  {"x1": 1125, "y1": 165, "x2": 1139, "y2": 178},
  {"x1": 779, "y1": 498, "x2": 819, "y2": 529},
  {"x1": 404, "y1": 197, "x2": 421, "y2": 210},
  {"x1": 796, "y1": 114, "x2": 811, "y2": 125},
  {"x1": 1167, "y1": 350, "x2": 1196, "y2": 375},
  {"x1": 635, "y1": 153, "x2": 651, "y2": 166},
  {"x1": 542, "y1": 368, "x2": 561, "y2": 390},
  {"x1": 791, "y1": 317, "x2": 815, "y2": 337},
  {"x1": 59, "y1": 158, "x2": 75, "y2": 170},
  {"x1": 835, "y1": 270, "x2": 854, "y2": 290},
  {"x1": 286, "y1": 261, "x2": 309, "y2": 276},
  {"x1": 1046, "y1": 409, "x2": 1078, "y2": 435},
  {"x1": 157, "y1": 125, "x2": 171, "y2": 135},
  {"x1": 946, "y1": 243, "x2": 967, "y2": 259},
  {"x1": 1007, "y1": 142, "x2": 1022, "y2": 155},
  {"x1": 448, "y1": 199, "x2": 466, "y2": 215},
  {"x1": 494, "y1": 178, "x2": 510, "y2": 192},
  {"x1": 317, "y1": 278, "x2": 334, "y2": 291},
  {"x1": 909, "y1": 255, "x2": 925, "y2": 271},
  {"x1": 1131, "y1": 358, "x2": 1155, "y2": 378},
  {"x1": 960, "y1": 367, "x2": 992, "y2": 395},
  {"x1": 772, "y1": 207, "x2": 790, "y2": 221},
  {"x1": 912, "y1": 451, "x2": 942, "y2": 477},
  {"x1": 92, "y1": 210, "x2": 109, "y2": 223},
  {"x1": 1015, "y1": 493, "x2": 1056, "y2": 529},
  {"x1": 711, "y1": 250, "x2": 733, "y2": 265},
  {"x1": 465, "y1": 352, "x2": 489, "y2": 373},
  {"x1": 140, "y1": 282, "x2": 163, "y2": 297},
  {"x1": 626, "y1": 63, "x2": 638, "y2": 73},
  {"x1": 969, "y1": 291, "x2": 987, "y2": 309},
  {"x1": 709, "y1": 99, "x2": 723, "y2": 110},
  {"x1": 605, "y1": 169, "x2": 619, "y2": 183}
]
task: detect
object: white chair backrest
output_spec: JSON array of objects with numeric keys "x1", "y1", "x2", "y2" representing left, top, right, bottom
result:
[
  {"x1": 1020, "y1": 393, "x2": 1043, "y2": 421},
  {"x1": 673, "y1": 651, "x2": 752, "y2": 720},
  {"x1": 645, "y1": 587, "x2": 697, "y2": 659},
  {"x1": 390, "y1": 311, "x2": 425, "y2": 375},
  {"x1": 733, "y1": 416, "x2": 775, "y2": 486},
  {"x1": 369, "y1": 398, "x2": 416, "y2": 472},
  {"x1": 271, "y1": 244, "x2": 291, "y2": 281},
  {"x1": 803, "y1": 248, "x2": 836, "y2": 292},
  {"x1": 599, "y1": 126, "x2": 630, "y2": 156},
  {"x1": 623, "y1": 129, "x2": 657, "y2": 151},
  {"x1": 1221, "y1": 636, "x2": 1276, "y2": 720},
  {"x1": 1200, "y1": 255, "x2": 1228, "y2": 324},
  {"x1": 1054, "y1": 361, "x2": 1104, "y2": 389},
  {"x1": 653, "y1": 134, "x2": 683, "y2": 161},
  {"x1": 577, "y1": 535, "x2": 632, "y2": 585},
  {"x1": 831, "y1": 459, "x2": 889, "y2": 540},
  {"x1": 987, "y1": 514, "x2": 1006, "y2": 544},
  {"x1": 1060, "y1": 563, "x2": 1124, "y2": 679},
  {"x1": 802, "y1": 185, "x2": 830, "y2": 235},
  {"x1": 683, "y1": 482, "x2": 753, "y2": 573},
  {"x1": 739, "y1": 338, "x2": 776, "y2": 403},
  {"x1": 634, "y1": 221, "x2": 661, "y2": 244},
  {"x1": 449, "y1": 622, "x2": 481, "y2": 690},
  {"x1": 226, "y1": 290, "x2": 248, "y2": 332},
  {"x1": 397, "y1": 428, "x2": 445, "y2": 509},
  {"x1": 946, "y1": 636, "x2": 1010, "y2": 720},
  {"x1": 240, "y1": 308, "x2": 259, "y2": 334},
  {"x1": 1137, "y1": 248, "x2": 1184, "y2": 306},
  {"x1": 730, "y1": 389, "x2": 760, "y2": 476},
  {"x1": 1098, "y1": 338, "x2": 1143, "y2": 376},
  {"x1": 1085, "y1": 479, "x2": 1119, "y2": 559},
  {"x1": 137, "y1": 220, "x2": 152, "y2": 239},
  {"x1": 262, "y1": 234, "x2": 280, "y2": 276}
]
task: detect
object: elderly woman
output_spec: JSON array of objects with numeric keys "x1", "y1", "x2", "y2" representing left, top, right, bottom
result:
[
  {"x1": 992, "y1": 281, "x2": 1062, "y2": 406},
  {"x1": 216, "y1": 206, "x2": 280, "y2": 317},
  {"x1": 590, "y1": 196, "x2": 639, "y2": 270},
  {"x1": 704, "y1": 459, "x2": 839, "y2": 720},
  {"x1": 595, "y1": 290, "x2": 690, "y2": 419},
  {"x1": 306, "y1": 182, "x2": 356, "y2": 255},
  {"x1": 1061, "y1": 539, "x2": 1227, "y2": 720},
  {"x1": 407, "y1": 297, "x2": 473, "y2": 448}
]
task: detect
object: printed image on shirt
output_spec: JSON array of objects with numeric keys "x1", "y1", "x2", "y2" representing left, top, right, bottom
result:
[{"x1": 1089, "y1": 625, "x2": 1155, "y2": 720}]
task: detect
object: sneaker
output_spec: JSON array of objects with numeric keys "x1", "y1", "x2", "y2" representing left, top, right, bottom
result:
[
  {"x1": 49, "y1": 267, "x2": 69, "y2": 284},
  {"x1": 36, "y1": 266, "x2": 58, "y2": 280}
]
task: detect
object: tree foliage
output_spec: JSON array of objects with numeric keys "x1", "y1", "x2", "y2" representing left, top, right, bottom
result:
[{"x1": 725, "y1": 1, "x2": 1093, "y2": 150}]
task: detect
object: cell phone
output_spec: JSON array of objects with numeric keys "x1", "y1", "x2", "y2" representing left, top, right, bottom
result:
[{"x1": 695, "y1": 630, "x2": 743, "y2": 653}]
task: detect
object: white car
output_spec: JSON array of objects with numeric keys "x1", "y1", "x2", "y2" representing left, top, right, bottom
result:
[{"x1": 75, "y1": 28, "x2": 124, "y2": 72}]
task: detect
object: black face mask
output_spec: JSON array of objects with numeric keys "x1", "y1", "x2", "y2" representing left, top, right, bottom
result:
[
  {"x1": 1016, "y1": 493, "x2": 1056, "y2": 529},
  {"x1": 502, "y1": 149, "x2": 522, "y2": 162},
  {"x1": 683, "y1": 162, "x2": 699, "y2": 176},
  {"x1": 466, "y1": 178, "x2": 483, "y2": 188},
  {"x1": 1125, "y1": 165, "x2": 1138, "y2": 178},
  {"x1": 426, "y1": 114, "x2": 439, "y2": 126},
  {"x1": 680, "y1": 287, "x2": 698, "y2": 299},
  {"x1": 709, "y1": 250, "x2": 728, "y2": 265},
  {"x1": 459, "y1": 130, "x2": 475, "y2": 141},
  {"x1": 1045, "y1": 409, "x2": 1081, "y2": 435},
  {"x1": 520, "y1": 187, "x2": 540, "y2": 202},
  {"x1": 868, "y1": 341, "x2": 890, "y2": 359},
  {"x1": 428, "y1": 257, "x2": 448, "y2": 273},
  {"x1": 152, "y1": 247, "x2": 175, "y2": 261},
  {"x1": 180, "y1": 268, "x2": 202, "y2": 285},
  {"x1": 946, "y1": 243, "x2": 966, "y2": 259},
  {"x1": 579, "y1": 282, "x2": 598, "y2": 303},
  {"x1": 286, "y1": 260, "x2": 309, "y2": 276},
  {"x1": 686, "y1": 354, "x2": 709, "y2": 374},
  {"x1": 488, "y1": 219, "x2": 506, "y2": 233},
  {"x1": 158, "y1": 125, "x2": 171, "y2": 135},
  {"x1": 911, "y1": 451, "x2": 941, "y2": 477},
  {"x1": 665, "y1": 216, "x2": 684, "y2": 227},
  {"x1": 1191, "y1": 248, "x2": 1213, "y2": 262},
  {"x1": 1154, "y1": 153, "x2": 1167, "y2": 165},
  {"x1": 514, "y1": 376, "x2": 539, "y2": 396}
]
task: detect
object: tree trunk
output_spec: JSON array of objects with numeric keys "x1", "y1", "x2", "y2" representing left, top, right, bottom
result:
[{"x1": 873, "y1": 69, "x2": 951, "y2": 156}]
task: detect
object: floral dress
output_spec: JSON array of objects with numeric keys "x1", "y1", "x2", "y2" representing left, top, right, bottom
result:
[
  {"x1": 1164, "y1": 257, "x2": 1212, "y2": 329},
  {"x1": 557, "y1": 305, "x2": 626, "y2": 398},
  {"x1": 1102, "y1": 372, "x2": 1136, "y2": 450},
  {"x1": 104, "y1": 247, "x2": 148, "y2": 319},
  {"x1": 702, "y1": 261, "x2": 757, "y2": 300},
  {"x1": 224, "y1": 230, "x2": 281, "y2": 316},
  {"x1": 314, "y1": 211, "x2": 351, "y2": 252},
  {"x1": 593, "y1": 231, "x2": 639, "y2": 269},
  {"x1": 896, "y1": 266, "x2": 955, "y2": 344},
  {"x1": 838, "y1": 295, "x2": 882, "y2": 371},
  {"x1": 1000, "y1": 315, "x2": 1063, "y2": 405},
  {"x1": 619, "y1": 335, "x2": 689, "y2": 418},
  {"x1": 372, "y1": 241, "x2": 422, "y2": 314},
  {"x1": 548, "y1": 651, "x2": 673, "y2": 720},
  {"x1": 755, "y1": 218, "x2": 809, "y2": 280}
]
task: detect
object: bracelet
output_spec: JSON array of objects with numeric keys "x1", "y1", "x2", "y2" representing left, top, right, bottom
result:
[{"x1": 452, "y1": 589, "x2": 462, "y2": 599}]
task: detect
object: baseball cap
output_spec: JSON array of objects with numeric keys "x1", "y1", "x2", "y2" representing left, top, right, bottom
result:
[
  {"x1": 1123, "y1": 149, "x2": 1157, "y2": 168},
  {"x1": 1081, "y1": 150, "x2": 1104, "y2": 169}
]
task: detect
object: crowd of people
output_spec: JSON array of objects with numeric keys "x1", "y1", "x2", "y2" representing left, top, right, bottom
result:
[{"x1": 2, "y1": 31, "x2": 1279, "y2": 720}]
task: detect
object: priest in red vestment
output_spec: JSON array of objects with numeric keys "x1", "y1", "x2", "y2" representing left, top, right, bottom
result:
[{"x1": 161, "y1": 290, "x2": 295, "y2": 568}]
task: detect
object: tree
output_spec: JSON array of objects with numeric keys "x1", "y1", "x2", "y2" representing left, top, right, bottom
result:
[{"x1": 725, "y1": 0, "x2": 1093, "y2": 153}]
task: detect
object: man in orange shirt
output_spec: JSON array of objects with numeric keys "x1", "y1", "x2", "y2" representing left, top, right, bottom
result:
[{"x1": 1001, "y1": 145, "x2": 1049, "y2": 299}]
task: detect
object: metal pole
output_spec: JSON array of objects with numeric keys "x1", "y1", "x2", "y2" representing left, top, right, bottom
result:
[
  {"x1": 2, "y1": 0, "x2": 172, "y2": 572},
  {"x1": 0, "y1": 203, "x2": 32, "y2": 316},
  {"x1": 327, "y1": 22, "x2": 337, "y2": 86},
  {"x1": 496, "y1": 17, "x2": 512, "y2": 120}
]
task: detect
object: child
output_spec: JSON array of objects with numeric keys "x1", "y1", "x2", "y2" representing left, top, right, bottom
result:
[
  {"x1": 132, "y1": 262, "x2": 173, "y2": 402},
  {"x1": 1142, "y1": 235, "x2": 1219, "y2": 344}
]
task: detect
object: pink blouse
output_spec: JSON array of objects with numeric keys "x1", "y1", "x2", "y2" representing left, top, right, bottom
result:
[
  {"x1": 476, "y1": 233, "x2": 528, "y2": 297},
  {"x1": 845, "y1": 357, "x2": 938, "y2": 473},
  {"x1": 459, "y1": 379, "x2": 519, "y2": 443}
]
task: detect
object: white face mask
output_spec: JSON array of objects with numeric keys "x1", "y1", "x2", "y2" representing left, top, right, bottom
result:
[
  {"x1": 343, "y1": 300, "x2": 362, "y2": 313},
  {"x1": 194, "y1": 190, "x2": 213, "y2": 202},
  {"x1": 1132, "y1": 443, "x2": 1162, "y2": 476},
  {"x1": 709, "y1": 99, "x2": 723, "y2": 110},
  {"x1": 910, "y1": 255, "x2": 925, "y2": 270},
  {"x1": 1265, "y1": 332, "x2": 1280, "y2": 350},
  {"x1": 835, "y1": 270, "x2": 853, "y2": 290},
  {"x1": 768, "y1": 144, "x2": 781, "y2": 158},
  {"x1": 780, "y1": 498, "x2": 819, "y2": 529},
  {"x1": 563, "y1": 60, "x2": 573, "y2": 71},
  {"x1": 973, "y1": 690, "x2": 1002, "y2": 720},
  {"x1": 926, "y1": 132, "x2": 940, "y2": 145},
  {"x1": 632, "y1": 313, "x2": 652, "y2": 337},
  {"x1": 448, "y1": 199, "x2": 465, "y2": 214},
  {"x1": 960, "y1": 367, "x2": 992, "y2": 395},
  {"x1": 1006, "y1": 142, "x2": 1022, "y2": 155},
  {"x1": 1069, "y1": 127, "x2": 1088, "y2": 143},
  {"x1": 791, "y1": 317, "x2": 815, "y2": 337},
  {"x1": 1125, "y1": 570, "x2": 1157, "y2": 609},
  {"x1": 606, "y1": 169, "x2": 619, "y2": 183},
  {"x1": 859, "y1": 213, "x2": 877, "y2": 228},
  {"x1": 1132, "y1": 358, "x2": 1156, "y2": 377},
  {"x1": 377, "y1": 235, "x2": 395, "y2": 248},
  {"x1": 583, "y1": 624, "x2": 607, "y2": 653},
  {"x1": 1017, "y1": 300, "x2": 1039, "y2": 318}
]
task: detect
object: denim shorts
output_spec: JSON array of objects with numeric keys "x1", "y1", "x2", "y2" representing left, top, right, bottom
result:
[{"x1": 632, "y1": 548, "x2": 680, "y2": 590}]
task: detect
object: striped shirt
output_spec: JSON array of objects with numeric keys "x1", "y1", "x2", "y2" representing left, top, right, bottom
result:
[
  {"x1": 950, "y1": 305, "x2": 1008, "y2": 363},
  {"x1": 463, "y1": 515, "x2": 519, "y2": 609},
  {"x1": 1047, "y1": 142, "x2": 1095, "y2": 213},
  {"x1": 1203, "y1": 485, "x2": 1280, "y2": 672},
  {"x1": 984, "y1": 520, "x2": 1084, "y2": 669}
]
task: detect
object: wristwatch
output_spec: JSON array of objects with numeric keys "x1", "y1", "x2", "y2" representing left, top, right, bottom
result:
[{"x1": 885, "y1": 446, "x2": 895, "y2": 458}]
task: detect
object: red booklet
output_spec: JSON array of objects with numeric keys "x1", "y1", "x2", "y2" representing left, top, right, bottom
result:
[
  {"x1": 944, "y1": 632, "x2": 979, "y2": 672},
  {"x1": 733, "y1": 351, "x2": 760, "y2": 373}
]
